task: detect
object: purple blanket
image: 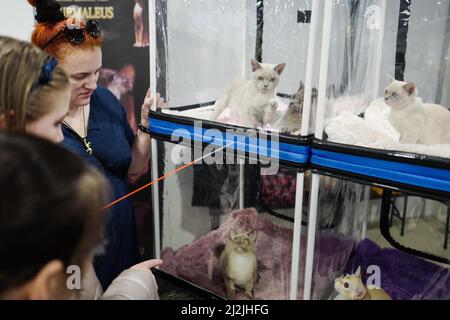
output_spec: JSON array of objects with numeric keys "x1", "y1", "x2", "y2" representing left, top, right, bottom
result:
[
  {"x1": 345, "y1": 239, "x2": 450, "y2": 300},
  {"x1": 161, "y1": 208, "x2": 355, "y2": 300}
]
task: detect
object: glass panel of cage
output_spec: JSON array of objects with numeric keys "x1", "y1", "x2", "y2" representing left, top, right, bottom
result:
[
  {"x1": 154, "y1": 0, "x2": 319, "y2": 136},
  {"x1": 149, "y1": 138, "x2": 315, "y2": 300},
  {"x1": 315, "y1": 0, "x2": 450, "y2": 161},
  {"x1": 303, "y1": 171, "x2": 450, "y2": 300}
]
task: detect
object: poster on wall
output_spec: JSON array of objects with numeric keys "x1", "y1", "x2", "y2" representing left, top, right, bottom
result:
[
  {"x1": 58, "y1": 0, "x2": 150, "y2": 133},
  {"x1": 58, "y1": 0, "x2": 152, "y2": 254}
]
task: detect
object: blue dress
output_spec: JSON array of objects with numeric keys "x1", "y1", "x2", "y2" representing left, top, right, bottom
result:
[{"x1": 62, "y1": 86, "x2": 140, "y2": 290}]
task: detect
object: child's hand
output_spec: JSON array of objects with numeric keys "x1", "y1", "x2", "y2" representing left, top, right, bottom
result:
[{"x1": 130, "y1": 259, "x2": 163, "y2": 271}]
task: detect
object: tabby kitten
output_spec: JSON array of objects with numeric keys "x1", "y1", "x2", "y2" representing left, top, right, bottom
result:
[
  {"x1": 275, "y1": 82, "x2": 318, "y2": 134},
  {"x1": 218, "y1": 229, "x2": 258, "y2": 300}
]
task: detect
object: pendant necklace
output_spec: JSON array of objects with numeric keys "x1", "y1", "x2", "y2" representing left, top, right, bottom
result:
[
  {"x1": 63, "y1": 106, "x2": 93, "y2": 155},
  {"x1": 81, "y1": 106, "x2": 93, "y2": 155}
]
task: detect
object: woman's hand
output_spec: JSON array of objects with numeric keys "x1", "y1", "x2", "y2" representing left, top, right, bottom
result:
[
  {"x1": 128, "y1": 89, "x2": 165, "y2": 184},
  {"x1": 140, "y1": 88, "x2": 166, "y2": 129}
]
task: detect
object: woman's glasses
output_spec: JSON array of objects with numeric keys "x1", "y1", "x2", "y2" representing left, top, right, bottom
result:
[{"x1": 42, "y1": 20, "x2": 101, "y2": 50}]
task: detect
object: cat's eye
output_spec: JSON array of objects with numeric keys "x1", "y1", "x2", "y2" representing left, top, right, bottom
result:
[
  {"x1": 258, "y1": 76, "x2": 264, "y2": 81},
  {"x1": 344, "y1": 282, "x2": 349, "y2": 289},
  {"x1": 270, "y1": 78, "x2": 276, "y2": 82}
]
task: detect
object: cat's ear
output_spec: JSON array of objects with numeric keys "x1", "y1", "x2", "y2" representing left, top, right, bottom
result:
[
  {"x1": 299, "y1": 81, "x2": 305, "y2": 91},
  {"x1": 355, "y1": 266, "x2": 362, "y2": 277},
  {"x1": 230, "y1": 229, "x2": 238, "y2": 239},
  {"x1": 326, "y1": 84, "x2": 336, "y2": 99},
  {"x1": 248, "y1": 230, "x2": 258, "y2": 242},
  {"x1": 403, "y1": 82, "x2": 416, "y2": 96},
  {"x1": 251, "y1": 59, "x2": 262, "y2": 72},
  {"x1": 312, "y1": 88, "x2": 319, "y2": 100},
  {"x1": 275, "y1": 63, "x2": 286, "y2": 75}
]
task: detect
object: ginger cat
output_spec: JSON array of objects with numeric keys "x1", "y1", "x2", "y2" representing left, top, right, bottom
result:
[{"x1": 334, "y1": 267, "x2": 392, "y2": 300}]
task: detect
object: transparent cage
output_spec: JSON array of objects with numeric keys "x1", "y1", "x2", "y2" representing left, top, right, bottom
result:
[
  {"x1": 144, "y1": 0, "x2": 450, "y2": 300},
  {"x1": 150, "y1": 139, "x2": 311, "y2": 300},
  {"x1": 317, "y1": 0, "x2": 450, "y2": 160},
  {"x1": 304, "y1": 170, "x2": 450, "y2": 300},
  {"x1": 153, "y1": 0, "x2": 319, "y2": 136},
  {"x1": 309, "y1": 0, "x2": 450, "y2": 208}
]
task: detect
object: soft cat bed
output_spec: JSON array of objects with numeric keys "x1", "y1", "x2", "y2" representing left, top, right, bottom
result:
[
  {"x1": 160, "y1": 208, "x2": 355, "y2": 300},
  {"x1": 162, "y1": 105, "x2": 214, "y2": 121},
  {"x1": 162, "y1": 97, "x2": 291, "y2": 132},
  {"x1": 344, "y1": 238, "x2": 450, "y2": 300},
  {"x1": 325, "y1": 98, "x2": 450, "y2": 159}
]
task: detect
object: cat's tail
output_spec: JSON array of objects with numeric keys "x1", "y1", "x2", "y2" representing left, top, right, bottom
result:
[{"x1": 213, "y1": 244, "x2": 225, "y2": 259}]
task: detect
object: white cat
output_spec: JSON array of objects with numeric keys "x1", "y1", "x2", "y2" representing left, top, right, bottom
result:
[
  {"x1": 211, "y1": 59, "x2": 286, "y2": 128},
  {"x1": 385, "y1": 80, "x2": 450, "y2": 144}
]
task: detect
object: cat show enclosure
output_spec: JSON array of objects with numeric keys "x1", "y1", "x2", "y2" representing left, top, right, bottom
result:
[
  {"x1": 143, "y1": 0, "x2": 450, "y2": 300},
  {"x1": 148, "y1": 0, "x2": 317, "y2": 171},
  {"x1": 305, "y1": 0, "x2": 450, "y2": 300},
  {"x1": 312, "y1": 0, "x2": 450, "y2": 196},
  {"x1": 146, "y1": 0, "x2": 318, "y2": 300}
]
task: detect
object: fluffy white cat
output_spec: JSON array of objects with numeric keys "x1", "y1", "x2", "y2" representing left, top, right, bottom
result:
[
  {"x1": 385, "y1": 80, "x2": 450, "y2": 144},
  {"x1": 211, "y1": 59, "x2": 286, "y2": 128}
]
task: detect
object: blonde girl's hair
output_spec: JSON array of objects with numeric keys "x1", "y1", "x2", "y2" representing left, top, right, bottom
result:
[{"x1": 0, "y1": 36, "x2": 69, "y2": 132}]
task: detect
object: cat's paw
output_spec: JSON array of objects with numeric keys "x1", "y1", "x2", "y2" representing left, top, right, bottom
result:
[
  {"x1": 244, "y1": 290, "x2": 254, "y2": 300},
  {"x1": 269, "y1": 98, "x2": 278, "y2": 110},
  {"x1": 226, "y1": 291, "x2": 236, "y2": 300}
]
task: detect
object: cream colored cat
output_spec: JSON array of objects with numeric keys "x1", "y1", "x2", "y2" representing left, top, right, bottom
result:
[
  {"x1": 334, "y1": 267, "x2": 392, "y2": 300},
  {"x1": 211, "y1": 59, "x2": 286, "y2": 128},
  {"x1": 218, "y1": 229, "x2": 258, "y2": 300},
  {"x1": 385, "y1": 80, "x2": 450, "y2": 144}
]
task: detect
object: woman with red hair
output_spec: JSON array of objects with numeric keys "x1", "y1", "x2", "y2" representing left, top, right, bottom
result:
[{"x1": 28, "y1": 0, "x2": 165, "y2": 290}]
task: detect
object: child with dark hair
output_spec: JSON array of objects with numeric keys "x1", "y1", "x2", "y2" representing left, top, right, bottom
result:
[
  {"x1": 0, "y1": 132, "x2": 107, "y2": 299},
  {"x1": 0, "y1": 133, "x2": 161, "y2": 300}
]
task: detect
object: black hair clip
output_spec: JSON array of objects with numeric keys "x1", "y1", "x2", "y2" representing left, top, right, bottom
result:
[
  {"x1": 35, "y1": 0, "x2": 66, "y2": 24},
  {"x1": 38, "y1": 57, "x2": 58, "y2": 86}
]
